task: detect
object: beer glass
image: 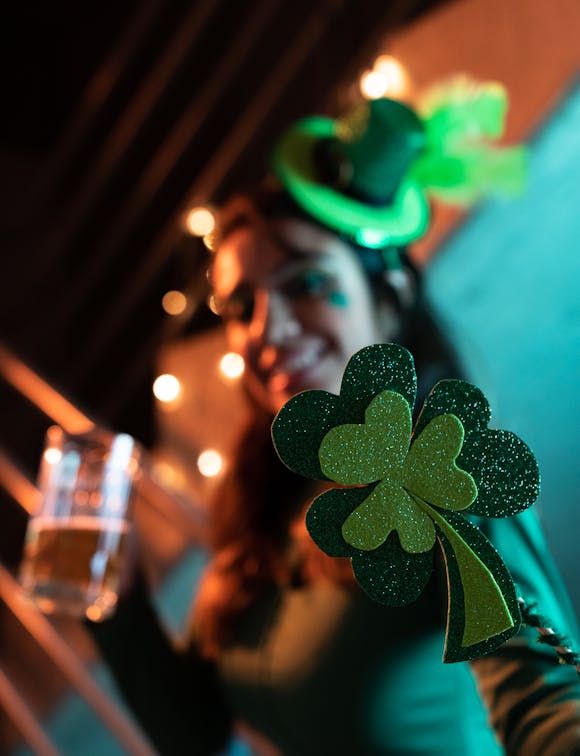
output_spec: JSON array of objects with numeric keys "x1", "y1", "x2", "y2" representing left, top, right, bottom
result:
[{"x1": 19, "y1": 426, "x2": 141, "y2": 621}]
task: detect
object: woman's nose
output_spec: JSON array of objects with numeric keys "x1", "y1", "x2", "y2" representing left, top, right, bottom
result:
[{"x1": 252, "y1": 289, "x2": 301, "y2": 345}]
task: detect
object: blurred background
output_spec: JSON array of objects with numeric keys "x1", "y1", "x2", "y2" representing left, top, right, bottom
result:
[{"x1": 1, "y1": 0, "x2": 579, "y2": 753}]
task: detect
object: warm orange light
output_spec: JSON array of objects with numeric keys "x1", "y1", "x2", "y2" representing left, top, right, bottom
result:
[
  {"x1": 85, "y1": 605, "x2": 104, "y2": 622},
  {"x1": 43, "y1": 448, "x2": 62, "y2": 465},
  {"x1": 360, "y1": 56, "x2": 408, "y2": 100},
  {"x1": 207, "y1": 294, "x2": 220, "y2": 315},
  {"x1": 0, "y1": 452, "x2": 42, "y2": 515},
  {"x1": 219, "y1": 352, "x2": 245, "y2": 380},
  {"x1": 152, "y1": 461, "x2": 177, "y2": 486},
  {"x1": 0, "y1": 345, "x2": 94, "y2": 434},
  {"x1": 153, "y1": 374, "x2": 181, "y2": 402},
  {"x1": 185, "y1": 207, "x2": 215, "y2": 237},
  {"x1": 360, "y1": 70, "x2": 389, "y2": 100},
  {"x1": 151, "y1": 460, "x2": 186, "y2": 488},
  {"x1": 162, "y1": 290, "x2": 188, "y2": 316},
  {"x1": 373, "y1": 55, "x2": 408, "y2": 97},
  {"x1": 202, "y1": 232, "x2": 217, "y2": 252},
  {"x1": 197, "y1": 449, "x2": 223, "y2": 478}
]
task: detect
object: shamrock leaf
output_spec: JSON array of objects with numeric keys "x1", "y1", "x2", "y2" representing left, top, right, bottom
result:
[
  {"x1": 305, "y1": 486, "x2": 434, "y2": 605},
  {"x1": 318, "y1": 390, "x2": 411, "y2": 486},
  {"x1": 271, "y1": 344, "x2": 416, "y2": 480},
  {"x1": 342, "y1": 480, "x2": 436, "y2": 553},
  {"x1": 403, "y1": 413, "x2": 477, "y2": 512},
  {"x1": 415, "y1": 380, "x2": 540, "y2": 518},
  {"x1": 318, "y1": 391, "x2": 475, "y2": 553},
  {"x1": 272, "y1": 344, "x2": 537, "y2": 661}
]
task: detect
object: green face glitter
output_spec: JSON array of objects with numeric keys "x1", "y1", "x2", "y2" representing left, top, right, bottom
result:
[
  {"x1": 279, "y1": 267, "x2": 349, "y2": 308},
  {"x1": 328, "y1": 290, "x2": 349, "y2": 308}
]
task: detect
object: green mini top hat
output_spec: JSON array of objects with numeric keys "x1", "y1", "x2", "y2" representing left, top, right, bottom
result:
[{"x1": 272, "y1": 77, "x2": 526, "y2": 251}]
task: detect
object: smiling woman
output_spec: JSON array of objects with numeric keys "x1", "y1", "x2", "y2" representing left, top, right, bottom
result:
[
  {"x1": 89, "y1": 84, "x2": 580, "y2": 755},
  {"x1": 212, "y1": 215, "x2": 399, "y2": 412}
]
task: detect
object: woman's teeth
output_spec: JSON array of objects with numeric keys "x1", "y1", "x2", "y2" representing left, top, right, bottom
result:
[{"x1": 268, "y1": 346, "x2": 322, "y2": 386}]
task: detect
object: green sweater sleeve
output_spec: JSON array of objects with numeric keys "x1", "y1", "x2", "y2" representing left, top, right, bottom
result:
[
  {"x1": 469, "y1": 510, "x2": 580, "y2": 755},
  {"x1": 87, "y1": 574, "x2": 233, "y2": 756}
]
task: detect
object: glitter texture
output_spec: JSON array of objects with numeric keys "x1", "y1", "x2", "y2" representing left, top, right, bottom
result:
[
  {"x1": 272, "y1": 343, "x2": 417, "y2": 481},
  {"x1": 403, "y1": 414, "x2": 477, "y2": 512},
  {"x1": 272, "y1": 343, "x2": 537, "y2": 661},
  {"x1": 319, "y1": 391, "x2": 411, "y2": 485},
  {"x1": 436, "y1": 510, "x2": 521, "y2": 662},
  {"x1": 414, "y1": 380, "x2": 540, "y2": 517}
]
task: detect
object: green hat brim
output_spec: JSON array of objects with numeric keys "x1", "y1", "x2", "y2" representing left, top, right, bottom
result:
[{"x1": 272, "y1": 116, "x2": 430, "y2": 247}]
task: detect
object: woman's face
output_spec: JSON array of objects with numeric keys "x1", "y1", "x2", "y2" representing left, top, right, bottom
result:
[{"x1": 212, "y1": 216, "x2": 400, "y2": 414}]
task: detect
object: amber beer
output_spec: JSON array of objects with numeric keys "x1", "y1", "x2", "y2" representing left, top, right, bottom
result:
[
  {"x1": 19, "y1": 427, "x2": 140, "y2": 620},
  {"x1": 20, "y1": 515, "x2": 131, "y2": 620}
]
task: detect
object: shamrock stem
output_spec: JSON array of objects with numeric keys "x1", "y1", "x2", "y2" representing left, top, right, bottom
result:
[{"x1": 411, "y1": 495, "x2": 514, "y2": 653}]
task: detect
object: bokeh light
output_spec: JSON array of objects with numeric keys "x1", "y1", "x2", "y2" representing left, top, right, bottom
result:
[
  {"x1": 197, "y1": 449, "x2": 223, "y2": 478},
  {"x1": 207, "y1": 294, "x2": 220, "y2": 315},
  {"x1": 85, "y1": 605, "x2": 104, "y2": 622},
  {"x1": 219, "y1": 352, "x2": 245, "y2": 379},
  {"x1": 185, "y1": 206, "x2": 215, "y2": 237},
  {"x1": 153, "y1": 374, "x2": 181, "y2": 402},
  {"x1": 162, "y1": 290, "x2": 188, "y2": 316},
  {"x1": 151, "y1": 460, "x2": 186, "y2": 488},
  {"x1": 43, "y1": 447, "x2": 62, "y2": 465},
  {"x1": 373, "y1": 55, "x2": 408, "y2": 97},
  {"x1": 152, "y1": 460, "x2": 177, "y2": 486},
  {"x1": 203, "y1": 232, "x2": 217, "y2": 251},
  {"x1": 359, "y1": 56, "x2": 408, "y2": 100},
  {"x1": 360, "y1": 70, "x2": 389, "y2": 100}
]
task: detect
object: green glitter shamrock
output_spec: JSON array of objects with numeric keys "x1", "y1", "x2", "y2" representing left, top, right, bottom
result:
[
  {"x1": 272, "y1": 344, "x2": 540, "y2": 662},
  {"x1": 320, "y1": 389, "x2": 477, "y2": 553}
]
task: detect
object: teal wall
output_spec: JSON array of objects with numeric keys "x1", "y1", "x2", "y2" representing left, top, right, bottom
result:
[{"x1": 427, "y1": 77, "x2": 580, "y2": 623}]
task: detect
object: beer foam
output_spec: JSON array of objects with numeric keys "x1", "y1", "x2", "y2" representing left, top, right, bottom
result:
[{"x1": 27, "y1": 516, "x2": 130, "y2": 534}]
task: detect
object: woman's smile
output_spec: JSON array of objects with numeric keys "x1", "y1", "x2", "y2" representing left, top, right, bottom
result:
[{"x1": 262, "y1": 340, "x2": 328, "y2": 395}]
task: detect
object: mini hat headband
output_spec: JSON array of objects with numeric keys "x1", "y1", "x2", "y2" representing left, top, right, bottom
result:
[{"x1": 272, "y1": 77, "x2": 527, "y2": 251}]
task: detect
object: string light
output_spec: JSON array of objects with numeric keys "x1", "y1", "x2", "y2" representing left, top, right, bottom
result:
[
  {"x1": 203, "y1": 232, "x2": 217, "y2": 251},
  {"x1": 360, "y1": 70, "x2": 389, "y2": 100},
  {"x1": 152, "y1": 461, "x2": 178, "y2": 486},
  {"x1": 219, "y1": 352, "x2": 245, "y2": 380},
  {"x1": 86, "y1": 605, "x2": 104, "y2": 622},
  {"x1": 153, "y1": 374, "x2": 181, "y2": 402},
  {"x1": 197, "y1": 449, "x2": 223, "y2": 478},
  {"x1": 151, "y1": 460, "x2": 187, "y2": 488},
  {"x1": 207, "y1": 294, "x2": 220, "y2": 315},
  {"x1": 43, "y1": 448, "x2": 62, "y2": 465},
  {"x1": 162, "y1": 290, "x2": 188, "y2": 316},
  {"x1": 359, "y1": 55, "x2": 408, "y2": 100},
  {"x1": 185, "y1": 207, "x2": 215, "y2": 237},
  {"x1": 373, "y1": 55, "x2": 408, "y2": 97}
]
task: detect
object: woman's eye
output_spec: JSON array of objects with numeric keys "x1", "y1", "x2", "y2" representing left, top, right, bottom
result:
[{"x1": 282, "y1": 270, "x2": 334, "y2": 298}]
